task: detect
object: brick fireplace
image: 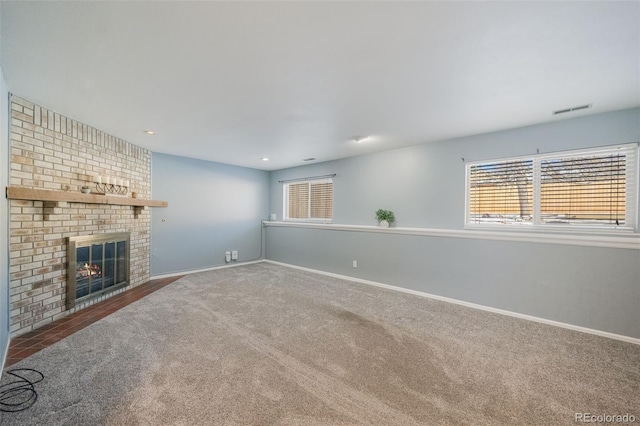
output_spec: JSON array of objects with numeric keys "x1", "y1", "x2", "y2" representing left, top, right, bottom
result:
[{"x1": 8, "y1": 96, "x2": 153, "y2": 337}]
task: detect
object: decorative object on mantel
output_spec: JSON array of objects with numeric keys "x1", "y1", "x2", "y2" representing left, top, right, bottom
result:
[
  {"x1": 80, "y1": 186, "x2": 91, "y2": 194},
  {"x1": 375, "y1": 209, "x2": 396, "y2": 228},
  {"x1": 91, "y1": 175, "x2": 130, "y2": 195}
]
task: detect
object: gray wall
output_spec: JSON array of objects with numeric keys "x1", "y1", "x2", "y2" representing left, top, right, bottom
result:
[
  {"x1": 269, "y1": 108, "x2": 640, "y2": 229},
  {"x1": 1, "y1": 64, "x2": 9, "y2": 365},
  {"x1": 150, "y1": 153, "x2": 269, "y2": 276},
  {"x1": 266, "y1": 109, "x2": 640, "y2": 339}
]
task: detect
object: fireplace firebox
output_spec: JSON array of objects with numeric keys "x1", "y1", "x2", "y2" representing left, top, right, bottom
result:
[{"x1": 67, "y1": 233, "x2": 130, "y2": 309}]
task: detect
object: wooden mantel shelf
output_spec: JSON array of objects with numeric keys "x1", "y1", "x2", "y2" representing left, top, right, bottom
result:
[{"x1": 6, "y1": 186, "x2": 168, "y2": 208}]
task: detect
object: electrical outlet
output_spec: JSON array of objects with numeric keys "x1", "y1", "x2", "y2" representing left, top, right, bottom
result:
[
  {"x1": 353, "y1": 260, "x2": 358, "y2": 268},
  {"x1": 231, "y1": 250, "x2": 238, "y2": 261},
  {"x1": 225, "y1": 251, "x2": 231, "y2": 262}
]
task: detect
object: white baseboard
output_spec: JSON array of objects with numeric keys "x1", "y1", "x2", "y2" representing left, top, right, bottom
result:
[
  {"x1": 150, "y1": 259, "x2": 265, "y2": 280},
  {"x1": 264, "y1": 259, "x2": 640, "y2": 346}
]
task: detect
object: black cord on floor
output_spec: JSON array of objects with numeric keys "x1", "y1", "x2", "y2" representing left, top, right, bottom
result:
[{"x1": 0, "y1": 368, "x2": 44, "y2": 412}]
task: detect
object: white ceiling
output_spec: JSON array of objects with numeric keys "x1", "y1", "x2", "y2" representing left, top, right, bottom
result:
[{"x1": 1, "y1": 1, "x2": 638, "y2": 171}]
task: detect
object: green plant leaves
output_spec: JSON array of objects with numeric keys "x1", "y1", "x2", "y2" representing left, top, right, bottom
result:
[{"x1": 375, "y1": 209, "x2": 395, "y2": 223}]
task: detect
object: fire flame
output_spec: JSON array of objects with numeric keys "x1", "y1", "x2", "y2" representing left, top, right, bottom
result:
[{"x1": 77, "y1": 263, "x2": 101, "y2": 278}]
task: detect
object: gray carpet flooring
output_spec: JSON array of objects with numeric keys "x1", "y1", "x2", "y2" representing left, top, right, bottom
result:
[{"x1": 1, "y1": 262, "x2": 639, "y2": 425}]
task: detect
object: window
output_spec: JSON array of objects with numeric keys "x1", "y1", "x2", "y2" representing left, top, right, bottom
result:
[
  {"x1": 466, "y1": 144, "x2": 638, "y2": 230},
  {"x1": 284, "y1": 178, "x2": 333, "y2": 221}
]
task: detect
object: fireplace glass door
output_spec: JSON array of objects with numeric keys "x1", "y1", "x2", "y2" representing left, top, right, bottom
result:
[
  {"x1": 68, "y1": 233, "x2": 130, "y2": 309},
  {"x1": 75, "y1": 241, "x2": 127, "y2": 299}
]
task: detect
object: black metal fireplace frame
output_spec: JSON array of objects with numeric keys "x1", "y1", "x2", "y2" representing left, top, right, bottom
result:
[{"x1": 66, "y1": 232, "x2": 130, "y2": 310}]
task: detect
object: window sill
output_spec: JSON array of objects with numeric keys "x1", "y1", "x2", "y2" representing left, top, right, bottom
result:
[
  {"x1": 464, "y1": 223, "x2": 636, "y2": 235},
  {"x1": 263, "y1": 221, "x2": 640, "y2": 250},
  {"x1": 282, "y1": 219, "x2": 333, "y2": 224}
]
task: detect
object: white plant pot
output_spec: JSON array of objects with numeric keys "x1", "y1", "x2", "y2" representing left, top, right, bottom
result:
[{"x1": 379, "y1": 220, "x2": 389, "y2": 228}]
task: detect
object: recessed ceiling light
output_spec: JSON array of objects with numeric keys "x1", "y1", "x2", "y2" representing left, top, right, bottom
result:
[
  {"x1": 143, "y1": 130, "x2": 156, "y2": 135},
  {"x1": 261, "y1": 157, "x2": 269, "y2": 161},
  {"x1": 353, "y1": 136, "x2": 370, "y2": 143}
]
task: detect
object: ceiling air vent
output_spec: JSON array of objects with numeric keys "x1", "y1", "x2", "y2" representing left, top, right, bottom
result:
[
  {"x1": 303, "y1": 158, "x2": 316, "y2": 162},
  {"x1": 553, "y1": 104, "x2": 592, "y2": 115}
]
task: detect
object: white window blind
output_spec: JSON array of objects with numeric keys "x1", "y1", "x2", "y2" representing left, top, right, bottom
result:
[
  {"x1": 468, "y1": 159, "x2": 534, "y2": 225},
  {"x1": 284, "y1": 178, "x2": 333, "y2": 221},
  {"x1": 466, "y1": 144, "x2": 638, "y2": 230},
  {"x1": 287, "y1": 182, "x2": 309, "y2": 219},
  {"x1": 309, "y1": 181, "x2": 333, "y2": 219}
]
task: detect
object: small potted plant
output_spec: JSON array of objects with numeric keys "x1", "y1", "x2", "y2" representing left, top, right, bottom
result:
[{"x1": 375, "y1": 209, "x2": 395, "y2": 228}]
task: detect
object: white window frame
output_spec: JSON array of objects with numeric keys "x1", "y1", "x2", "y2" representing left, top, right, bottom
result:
[
  {"x1": 283, "y1": 177, "x2": 333, "y2": 222},
  {"x1": 465, "y1": 143, "x2": 639, "y2": 233}
]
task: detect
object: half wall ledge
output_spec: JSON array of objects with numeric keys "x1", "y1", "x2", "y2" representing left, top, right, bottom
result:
[{"x1": 262, "y1": 221, "x2": 640, "y2": 250}]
